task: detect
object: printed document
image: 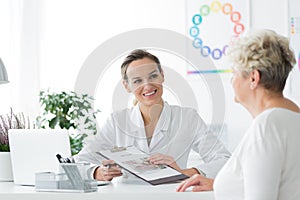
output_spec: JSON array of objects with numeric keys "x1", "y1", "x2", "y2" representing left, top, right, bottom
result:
[{"x1": 96, "y1": 146, "x2": 187, "y2": 185}]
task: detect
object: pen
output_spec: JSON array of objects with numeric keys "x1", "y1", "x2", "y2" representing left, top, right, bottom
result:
[
  {"x1": 56, "y1": 154, "x2": 63, "y2": 163},
  {"x1": 56, "y1": 154, "x2": 73, "y2": 163}
]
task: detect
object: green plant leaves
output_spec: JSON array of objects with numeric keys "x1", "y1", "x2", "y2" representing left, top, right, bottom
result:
[{"x1": 36, "y1": 90, "x2": 100, "y2": 155}]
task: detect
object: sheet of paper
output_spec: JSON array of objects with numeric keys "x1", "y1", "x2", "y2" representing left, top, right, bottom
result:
[{"x1": 97, "y1": 146, "x2": 181, "y2": 181}]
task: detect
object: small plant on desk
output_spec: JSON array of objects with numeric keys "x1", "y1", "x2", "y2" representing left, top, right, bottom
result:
[{"x1": 0, "y1": 108, "x2": 31, "y2": 152}]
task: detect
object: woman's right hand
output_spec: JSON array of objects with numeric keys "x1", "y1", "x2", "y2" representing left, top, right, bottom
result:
[{"x1": 94, "y1": 160, "x2": 122, "y2": 181}]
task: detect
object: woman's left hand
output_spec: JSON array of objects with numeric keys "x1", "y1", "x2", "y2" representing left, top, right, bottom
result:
[
  {"x1": 147, "y1": 153, "x2": 200, "y2": 177},
  {"x1": 147, "y1": 153, "x2": 180, "y2": 171}
]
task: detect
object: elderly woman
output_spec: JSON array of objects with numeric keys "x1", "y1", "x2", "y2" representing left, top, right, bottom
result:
[{"x1": 177, "y1": 29, "x2": 300, "y2": 200}]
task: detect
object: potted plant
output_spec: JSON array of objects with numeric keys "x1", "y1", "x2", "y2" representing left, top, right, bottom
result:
[
  {"x1": 0, "y1": 108, "x2": 31, "y2": 181},
  {"x1": 36, "y1": 90, "x2": 99, "y2": 155}
]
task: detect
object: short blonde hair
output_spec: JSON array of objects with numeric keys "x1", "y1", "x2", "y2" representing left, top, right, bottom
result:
[{"x1": 227, "y1": 29, "x2": 296, "y2": 93}]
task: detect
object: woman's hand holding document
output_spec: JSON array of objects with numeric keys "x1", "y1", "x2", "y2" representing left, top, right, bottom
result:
[
  {"x1": 94, "y1": 159, "x2": 122, "y2": 181},
  {"x1": 96, "y1": 146, "x2": 188, "y2": 185},
  {"x1": 147, "y1": 153, "x2": 181, "y2": 172}
]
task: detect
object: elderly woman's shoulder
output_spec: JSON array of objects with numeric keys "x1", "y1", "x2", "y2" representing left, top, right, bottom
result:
[{"x1": 255, "y1": 108, "x2": 300, "y2": 125}]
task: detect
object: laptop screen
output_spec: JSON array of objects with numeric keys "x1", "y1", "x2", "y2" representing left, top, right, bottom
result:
[{"x1": 8, "y1": 129, "x2": 71, "y2": 185}]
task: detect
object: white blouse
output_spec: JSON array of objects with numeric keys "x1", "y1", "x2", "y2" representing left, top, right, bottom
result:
[{"x1": 214, "y1": 108, "x2": 300, "y2": 200}]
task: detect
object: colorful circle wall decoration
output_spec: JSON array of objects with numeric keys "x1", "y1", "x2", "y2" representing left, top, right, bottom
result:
[{"x1": 189, "y1": 1, "x2": 245, "y2": 61}]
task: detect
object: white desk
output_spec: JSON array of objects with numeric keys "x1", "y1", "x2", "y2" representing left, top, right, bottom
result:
[{"x1": 0, "y1": 176, "x2": 214, "y2": 200}]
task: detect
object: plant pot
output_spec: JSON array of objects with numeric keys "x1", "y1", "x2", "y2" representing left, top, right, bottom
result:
[{"x1": 0, "y1": 152, "x2": 13, "y2": 181}]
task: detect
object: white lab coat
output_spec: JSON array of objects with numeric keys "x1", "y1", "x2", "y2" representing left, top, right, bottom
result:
[{"x1": 75, "y1": 102, "x2": 230, "y2": 178}]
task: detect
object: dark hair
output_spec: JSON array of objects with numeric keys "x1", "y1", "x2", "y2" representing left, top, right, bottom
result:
[{"x1": 121, "y1": 49, "x2": 162, "y2": 80}]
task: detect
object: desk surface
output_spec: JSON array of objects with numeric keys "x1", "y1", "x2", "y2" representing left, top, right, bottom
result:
[{"x1": 0, "y1": 176, "x2": 214, "y2": 200}]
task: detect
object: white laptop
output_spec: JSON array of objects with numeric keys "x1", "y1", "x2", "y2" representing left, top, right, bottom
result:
[{"x1": 8, "y1": 129, "x2": 71, "y2": 186}]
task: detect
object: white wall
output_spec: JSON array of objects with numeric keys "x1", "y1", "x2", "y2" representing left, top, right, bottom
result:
[{"x1": 0, "y1": 0, "x2": 299, "y2": 152}]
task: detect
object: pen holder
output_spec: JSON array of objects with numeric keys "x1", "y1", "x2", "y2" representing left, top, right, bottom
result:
[{"x1": 35, "y1": 163, "x2": 97, "y2": 193}]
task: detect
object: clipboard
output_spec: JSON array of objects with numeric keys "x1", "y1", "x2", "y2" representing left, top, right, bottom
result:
[{"x1": 96, "y1": 146, "x2": 188, "y2": 185}]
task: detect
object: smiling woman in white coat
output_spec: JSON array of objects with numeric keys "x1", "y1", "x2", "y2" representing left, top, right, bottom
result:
[{"x1": 74, "y1": 49, "x2": 230, "y2": 181}]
